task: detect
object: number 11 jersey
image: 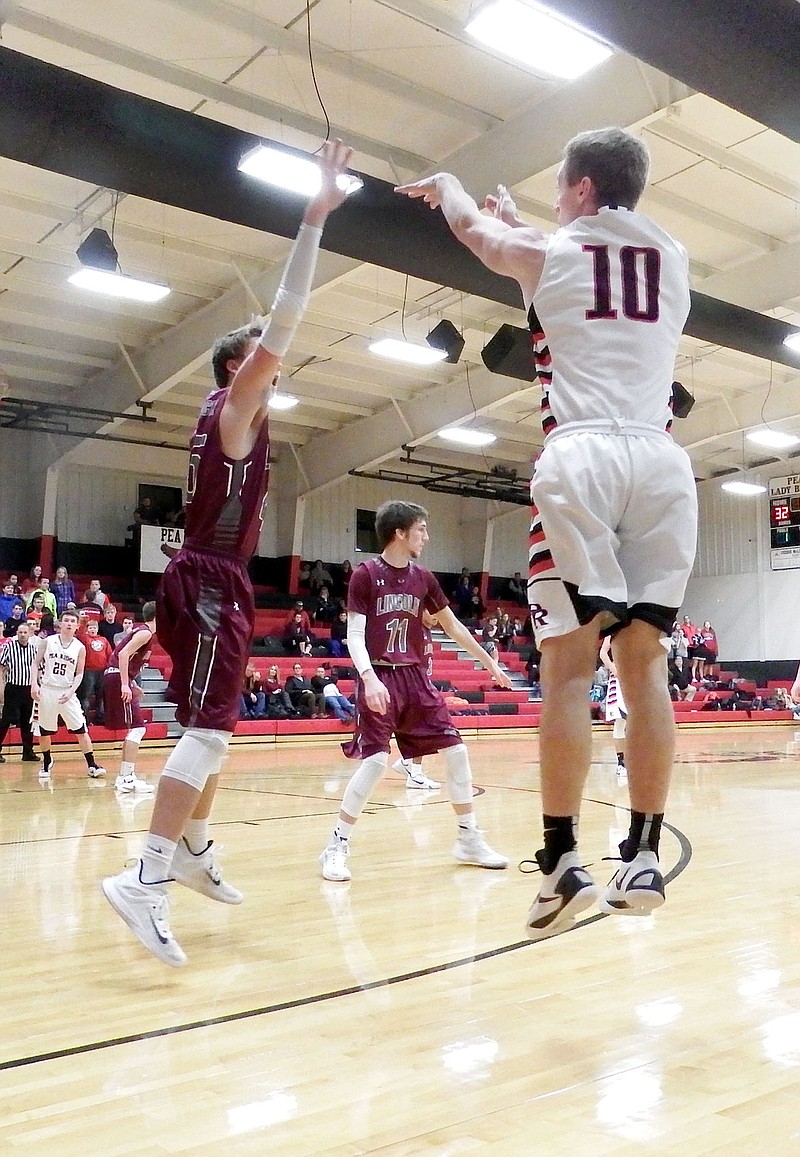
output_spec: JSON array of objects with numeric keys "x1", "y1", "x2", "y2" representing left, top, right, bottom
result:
[{"x1": 348, "y1": 558, "x2": 448, "y2": 667}]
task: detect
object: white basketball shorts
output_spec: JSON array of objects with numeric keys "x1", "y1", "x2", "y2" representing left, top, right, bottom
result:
[
  {"x1": 38, "y1": 686, "x2": 87, "y2": 733},
  {"x1": 528, "y1": 423, "x2": 697, "y2": 645}
]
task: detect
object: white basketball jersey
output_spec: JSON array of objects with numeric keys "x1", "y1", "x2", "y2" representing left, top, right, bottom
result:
[
  {"x1": 531, "y1": 207, "x2": 690, "y2": 429},
  {"x1": 41, "y1": 635, "x2": 83, "y2": 689}
]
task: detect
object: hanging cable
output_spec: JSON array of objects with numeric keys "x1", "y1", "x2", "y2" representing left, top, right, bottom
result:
[{"x1": 305, "y1": 0, "x2": 331, "y2": 148}]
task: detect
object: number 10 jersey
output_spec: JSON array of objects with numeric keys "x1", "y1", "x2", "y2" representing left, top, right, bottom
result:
[{"x1": 531, "y1": 205, "x2": 690, "y2": 432}]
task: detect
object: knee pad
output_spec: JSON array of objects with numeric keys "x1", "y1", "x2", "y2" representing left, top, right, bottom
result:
[
  {"x1": 443, "y1": 743, "x2": 473, "y2": 804},
  {"x1": 127, "y1": 726, "x2": 146, "y2": 745},
  {"x1": 341, "y1": 753, "x2": 388, "y2": 819},
  {"x1": 161, "y1": 727, "x2": 232, "y2": 792},
  {"x1": 612, "y1": 717, "x2": 627, "y2": 741}
]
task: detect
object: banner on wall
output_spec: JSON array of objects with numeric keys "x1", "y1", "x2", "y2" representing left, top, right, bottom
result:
[
  {"x1": 768, "y1": 475, "x2": 800, "y2": 570},
  {"x1": 140, "y1": 525, "x2": 184, "y2": 573}
]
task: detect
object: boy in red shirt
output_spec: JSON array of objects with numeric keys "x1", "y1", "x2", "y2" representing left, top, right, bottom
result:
[{"x1": 80, "y1": 619, "x2": 112, "y2": 724}]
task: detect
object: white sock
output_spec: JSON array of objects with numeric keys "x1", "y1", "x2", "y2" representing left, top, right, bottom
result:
[
  {"x1": 182, "y1": 818, "x2": 210, "y2": 854},
  {"x1": 119, "y1": 761, "x2": 135, "y2": 781},
  {"x1": 139, "y1": 835, "x2": 178, "y2": 884},
  {"x1": 333, "y1": 818, "x2": 355, "y2": 842},
  {"x1": 458, "y1": 813, "x2": 477, "y2": 831}
]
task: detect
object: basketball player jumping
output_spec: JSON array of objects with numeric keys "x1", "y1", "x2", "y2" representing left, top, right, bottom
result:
[
  {"x1": 319, "y1": 500, "x2": 511, "y2": 883},
  {"x1": 398, "y1": 127, "x2": 697, "y2": 938},
  {"x1": 102, "y1": 139, "x2": 357, "y2": 966}
]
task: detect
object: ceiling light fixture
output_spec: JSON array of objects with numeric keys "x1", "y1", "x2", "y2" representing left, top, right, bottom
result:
[
  {"x1": 238, "y1": 145, "x2": 363, "y2": 197},
  {"x1": 465, "y1": 0, "x2": 613, "y2": 79},
  {"x1": 268, "y1": 393, "x2": 300, "y2": 411},
  {"x1": 783, "y1": 332, "x2": 800, "y2": 354},
  {"x1": 438, "y1": 427, "x2": 497, "y2": 447},
  {"x1": 746, "y1": 429, "x2": 800, "y2": 449},
  {"x1": 720, "y1": 479, "x2": 767, "y2": 496},
  {"x1": 68, "y1": 227, "x2": 170, "y2": 302},
  {"x1": 369, "y1": 338, "x2": 448, "y2": 366}
]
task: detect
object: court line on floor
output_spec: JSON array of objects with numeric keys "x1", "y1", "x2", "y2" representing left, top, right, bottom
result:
[{"x1": 0, "y1": 813, "x2": 691, "y2": 1072}]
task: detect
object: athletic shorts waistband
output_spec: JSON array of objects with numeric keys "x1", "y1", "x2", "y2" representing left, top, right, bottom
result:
[{"x1": 544, "y1": 418, "x2": 672, "y2": 445}]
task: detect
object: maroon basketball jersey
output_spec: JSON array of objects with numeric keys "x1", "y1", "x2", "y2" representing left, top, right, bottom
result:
[
  {"x1": 183, "y1": 389, "x2": 270, "y2": 560},
  {"x1": 109, "y1": 624, "x2": 153, "y2": 679},
  {"x1": 348, "y1": 558, "x2": 447, "y2": 666}
]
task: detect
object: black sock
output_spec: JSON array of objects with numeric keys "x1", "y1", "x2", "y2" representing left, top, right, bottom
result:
[
  {"x1": 84, "y1": 752, "x2": 97, "y2": 769},
  {"x1": 42, "y1": 750, "x2": 52, "y2": 771},
  {"x1": 539, "y1": 815, "x2": 577, "y2": 874},
  {"x1": 620, "y1": 811, "x2": 663, "y2": 861}
]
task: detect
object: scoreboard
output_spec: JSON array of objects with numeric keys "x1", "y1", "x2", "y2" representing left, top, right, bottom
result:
[{"x1": 769, "y1": 475, "x2": 800, "y2": 569}]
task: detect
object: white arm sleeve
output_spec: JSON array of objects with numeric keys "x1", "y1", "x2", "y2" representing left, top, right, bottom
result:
[
  {"x1": 346, "y1": 612, "x2": 373, "y2": 676},
  {"x1": 260, "y1": 223, "x2": 323, "y2": 358}
]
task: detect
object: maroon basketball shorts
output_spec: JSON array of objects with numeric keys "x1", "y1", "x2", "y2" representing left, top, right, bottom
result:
[
  {"x1": 103, "y1": 669, "x2": 145, "y2": 732},
  {"x1": 157, "y1": 548, "x2": 254, "y2": 732},
  {"x1": 342, "y1": 664, "x2": 461, "y2": 761}
]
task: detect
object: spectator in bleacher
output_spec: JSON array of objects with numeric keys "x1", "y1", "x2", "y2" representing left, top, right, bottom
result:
[
  {"x1": 4, "y1": 599, "x2": 25, "y2": 637},
  {"x1": 283, "y1": 611, "x2": 313, "y2": 657},
  {"x1": 25, "y1": 583, "x2": 57, "y2": 619},
  {"x1": 694, "y1": 621, "x2": 718, "y2": 681},
  {"x1": 480, "y1": 616, "x2": 500, "y2": 661},
  {"x1": 496, "y1": 611, "x2": 514, "y2": 649},
  {"x1": 25, "y1": 591, "x2": 47, "y2": 628},
  {"x1": 285, "y1": 600, "x2": 313, "y2": 634},
  {"x1": 51, "y1": 567, "x2": 77, "y2": 617},
  {"x1": 313, "y1": 586, "x2": 341, "y2": 625},
  {"x1": 98, "y1": 603, "x2": 119, "y2": 645},
  {"x1": 328, "y1": 609, "x2": 349, "y2": 658},
  {"x1": 263, "y1": 665, "x2": 294, "y2": 717},
  {"x1": 79, "y1": 620, "x2": 112, "y2": 724},
  {"x1": 114, "y1": 616, "x2": 135, "y2": 647},
  {"x1": 0, "y1": 580, "x2": 18, "y2": 621},
  {"x1": 134, "y1": 496, "x2": 160, "y2": 525},
  {"x1": 337, "y1": 559, "x2": 353, "y2": 600},
  {"x1": 7, "y1": 574, "x2": 21, "y2": 596},
  {"x1": 308, "y1": 559, "x2": 334, "y2": 596},
  {"x1": 0, "y1": 620, "x2": 38, "y2": 763},
  {"x1": 285, "y1": 663, "x2": 323, "y2": 717},
  {"x1": 83, "y1": 579, "x2": 109, "y2": 609},
  {"x1": 464, "y1": 584, "x2": 485, "y2": 627},
  {"x1": 36, "y1": 612, "x2": 56, "y2": 638},
  {"x1": 311, "y1": 664, "x2": 355, "y2": 722},
  {"x1": 21, "y1": 565, "x2": 43, "y2": 597},
  {"x1": 77, "y1": 599, "x2": 103, "y2": 625},
  {"x1": 512, "y1": 616, "x2": 526, "y2": 637},
  {"x1": 451, "y1": 574, "x2": 472, "y2": 620},
  {"x1": 298, "y1": 561, "x2": 312, "y2": 590},
  {"x1": 240, "y1": 662, "x2": 267, "y2": 720},
  {"x1": 670, "y1": 622, "x2": 688, "y2": 672},
  {"x1": 508, "y1": 571, "x2": 528, "y2": 607}
]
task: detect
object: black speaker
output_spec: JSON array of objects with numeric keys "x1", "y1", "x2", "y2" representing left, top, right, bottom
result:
[
  {"x1": 426, "y1": 319, "x2": 464, "y2": 364},
  {"x1": 481, "y1": 324, "x2": 537, "y2": 382},
  {"x1": 671, "y1": 380, "x2": 695, "y2": 418},
  {"x1": 76, "y1": 227, "x2": 118, "y2": 272}
]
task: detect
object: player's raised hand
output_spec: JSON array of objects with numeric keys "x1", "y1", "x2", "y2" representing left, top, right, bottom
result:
[
  {"x1": 306, "y1": 139, "x2": 356, "y2": 222},
  {"x1": 484, "y1": 184, "x2": 526, "y2": 228},
  {"x1": 395, "y1": 173, "x2": 448, "y2": 208}
]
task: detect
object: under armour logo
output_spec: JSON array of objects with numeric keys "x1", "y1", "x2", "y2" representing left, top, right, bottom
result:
[
  {"x1": 376, "y1": 580, "x2": 385, "y2": 587},
  {"x1": 530, "y1": 603, "x2": 548, "y2": 628},
  {"x1": 233, "y1": 601, "x2": 240, "y2": 611}
]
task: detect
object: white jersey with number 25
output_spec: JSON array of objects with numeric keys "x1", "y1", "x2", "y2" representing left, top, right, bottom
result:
[
  {"x1": 41, "y1": 635, "x2": 83, "y2": 689},
  {"x1": 531, "y1": 206, "x2": 690, "y2": 430}
]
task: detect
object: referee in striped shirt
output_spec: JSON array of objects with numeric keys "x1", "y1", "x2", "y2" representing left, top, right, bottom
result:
[{"x1": 0, "y1": 621, "x2": 38, "y2": 762}]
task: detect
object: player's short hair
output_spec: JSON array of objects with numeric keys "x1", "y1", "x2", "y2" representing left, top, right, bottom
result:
[
  {"x1": 141, "y1": 600, "x2": 157, "y2": 621},
  {"x1": 375, "y1": 501, "x2": 428, "y2": 550},
  {"x1": 60, "y1": 609, "x2": 78, "y2": 622},
  {"x1": 561, "y1": 127, "x2": 650, "y2": 210},
  {"x1": 211, "y1": 322, "x2": 263, "y2": 387}
]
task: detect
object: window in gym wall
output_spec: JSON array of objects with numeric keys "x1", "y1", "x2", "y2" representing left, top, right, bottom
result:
[{"x1": 355, "y1": 508, "x2": 379, "y2": 554}]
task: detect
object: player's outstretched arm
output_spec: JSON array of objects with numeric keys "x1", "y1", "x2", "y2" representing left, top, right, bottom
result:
[
  {"x1": 395, "y1": 172, "x2": 546, "y2": 294},
  {"x1": 222, "y1": 140, "x2": 356, "y2": 452},
  {"x1": 435, "y1": 606, "x2": 513, "y2": 689}
]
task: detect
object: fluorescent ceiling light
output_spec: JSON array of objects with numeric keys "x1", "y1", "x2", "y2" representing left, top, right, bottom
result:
[
  {"x1": 238, "y1": 145, "x2": 363, "y2": 197},
  {"x1": 438, "y1": 427, "x2": 497, "y2": 446},
  {"x1": 68, "y1": 268, "x2": 170, "y2": 302},
  {"x1": 721, "y1": 480, "x2": 767, "y2": 496},
  {"x1": 268, "y1": 393, "x2": 300, "y2": 411},
  {"x1": 465, "y1": 0, "x2": 613, "y2": 79},
  {"x1": 369, "y1": 338, "x2": 448, "y2": 365},
  {"x1": 783, "y1": 332, "x2": 800, "y2": 353},
  {"x1": 746, "y1": 429, "x2": 800, "y2": 449}
]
